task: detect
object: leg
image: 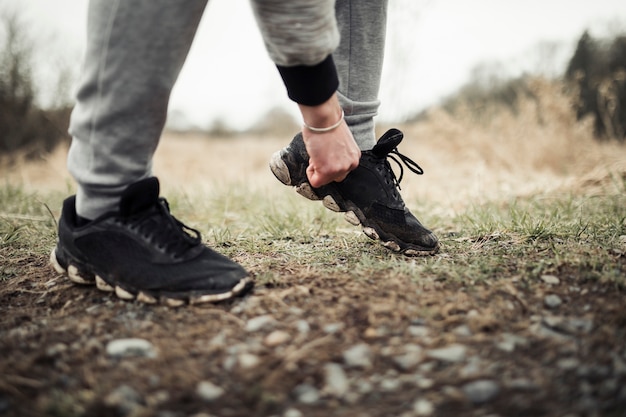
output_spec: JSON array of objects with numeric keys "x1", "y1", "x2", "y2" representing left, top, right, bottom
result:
[
  {"x1": 270, "y1": 0, "x2": 439, "y2": 256},
  {"x1": 53, "y1": 0, "x2": 252, "y2": 305},
  {"x1": 333, "y1": 0, "x2": 388, "y2": 151},
  {"x1": 68, "y1": 0, "x2": 208, "y2": 220}
]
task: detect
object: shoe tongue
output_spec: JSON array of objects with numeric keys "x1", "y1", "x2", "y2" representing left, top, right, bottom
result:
[
  {"x1": 372, "y1": 129, "x2": 404, "y2": 157},
  {"x1": 119, "y1": 177, "x2": 160, "y2": 217}
]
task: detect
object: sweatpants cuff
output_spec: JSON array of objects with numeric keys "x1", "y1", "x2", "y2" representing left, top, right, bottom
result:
[{"x1": 276, "y1": 55, "x2": 339, "y2": 106}]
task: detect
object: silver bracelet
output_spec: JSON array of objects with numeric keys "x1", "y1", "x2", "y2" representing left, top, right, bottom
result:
[{"x1": 303, "y1": 110, "x2": 344, "y2": 133}]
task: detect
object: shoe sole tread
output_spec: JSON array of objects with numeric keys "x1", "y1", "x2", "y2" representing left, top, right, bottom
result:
[{"x1": 49, "y1": 248, "x2": 252, "y2": 306}]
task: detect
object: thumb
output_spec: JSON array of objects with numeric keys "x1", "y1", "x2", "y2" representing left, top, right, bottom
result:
[{"x1": 306, "y1": 164, "x2": 325, "y2": 188}]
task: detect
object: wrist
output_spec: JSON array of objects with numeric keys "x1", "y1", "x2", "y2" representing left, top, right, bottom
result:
[{"x1": 299, "y1": 94, "x2": 344, "y2": 133}]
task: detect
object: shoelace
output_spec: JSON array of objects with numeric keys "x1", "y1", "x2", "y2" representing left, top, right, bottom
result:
[
  {"x1": 384, "y1": 148, "x2": 424, "y2": 190},
  {"x1": 129, "y1": 198, "x2": 202, "y2": 257}
]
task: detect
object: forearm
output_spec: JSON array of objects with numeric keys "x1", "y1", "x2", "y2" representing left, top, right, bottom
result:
[{"x1": 250, "y1": 0, "x2": 340, "y2": 106}]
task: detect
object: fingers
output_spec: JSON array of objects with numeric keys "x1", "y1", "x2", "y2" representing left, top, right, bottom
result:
[{"x1": 306, "y1": 154, "x2": 359, "y2": 188}]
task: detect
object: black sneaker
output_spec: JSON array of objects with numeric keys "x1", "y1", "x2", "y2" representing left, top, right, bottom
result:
[
  {"x1": 270, "y1": 128, "x2": 439, "y2": 256},
  {"x1": 50, "y1": 177, "x2": 253, "y2": 306}
]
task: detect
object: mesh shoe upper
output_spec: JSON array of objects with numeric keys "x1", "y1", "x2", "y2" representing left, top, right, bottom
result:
[
  {"x1": 52, "y1": 177, "x2": 251, "y2": 302},
  {"x1": 271, "y1": 128, "x2": 439, "y2": 255}
]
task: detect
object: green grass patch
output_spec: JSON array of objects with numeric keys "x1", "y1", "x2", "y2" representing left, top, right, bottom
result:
[{"x1": 1, "y1": 183, "x2": 624, "y2": 288}]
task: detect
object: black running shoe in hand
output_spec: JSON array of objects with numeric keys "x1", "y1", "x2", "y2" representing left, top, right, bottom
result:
[{"x1": 270, "y1": 128, "x2": 439, "y2": 256}]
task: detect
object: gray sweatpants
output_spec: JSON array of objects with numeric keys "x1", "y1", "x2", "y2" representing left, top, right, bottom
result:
[{"x1": 68, "y1": 0, "x2": 388, "y2": 220}]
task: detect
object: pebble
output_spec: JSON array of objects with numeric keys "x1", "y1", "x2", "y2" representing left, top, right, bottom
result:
[
  {"x1": 408, "y1": 325, "x2": 430, "y2": 338},
  {"x1": 238, "y1": 353, "x2": 260, "y2": 369},
  {"x1": 245, "y1": 315, "x2": 275, "y2": 332},
  {"x1": 541, "y1": 275, "x2": 560, "y2": 285},
  {"x1": 392, "y1": 345, "x2": 424, "y2": 370},
  {"x1": 426, "y1": 344, "x2": 467, "y2": 363},
  {"x1": 543, "y1": 316, "x2": 593, "y2": 335},
  {"x1": 104, "y1": 385, "x2": 142, "y2": 414},
  {"x1": 264, "y1": 330, "x2": 291, "y2": 347},
  {"x1": 462, "y1": 380, "x2": 500, "y2": 404},
  {"x1": 496, "y1": 333, "x2": 529, "y2": 352},
  {"x1": 544, "y1": 294, "x2": 563, "y2": 309},
  {"x1": 452, "y1": 325, "x2": 472, "y2": 337},
  {"x1": 355, "y1": 380, "x2": 374, "y2": 394},
  {"x1": 295, "y1": 320, "x2": 310, "y2": 334},
  {"x1": 380, "y1": 378, "x2": 402, "y2": 392},
  {"x1": 557, "y1": 358, "x2": 580, "y2": 370},
  {"x1": 106, "y1": 338, "x2": 157, "y2": 358},
  {"x1": 343, "y1": 343, "x2": 374, "y2": 369},
  {"x1": 324, "y1": 363, "x2": 349, "y2": 397},
  {"x1": 323, "y1": 323, "x2": 344, "y2": 334},
  {"x1": 413, "y1": 398, "x2": 435, "y2": 416},
  {"x1": 293, "y1": 384, "x2": 319, "y2": 404},
  {"x1": 459, "y1": 357, "x2": 483, "y2": 378},
  {"x1": 196, "y1": 381, "x2": 224, "y2": 402},
  {"x1": 506, "y1": 378, "x2": 539, "y2": 391},
  {"x1": 46, "y1": 343, "x2": 68, "y2": 357},
  {"x1": 284, "y1": 409, "x2": 304, "y2": 417}
]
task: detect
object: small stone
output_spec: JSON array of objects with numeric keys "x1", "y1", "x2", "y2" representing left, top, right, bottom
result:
[
  {"x1": 264, "y1": 330, "x2": 291, "y2": 347},
  {"x1": 196, "y1": 381, "x2": 224, "y2": 402},
  {"x1": 452, "y1": 325, "x2": 472, "y2": 337},
  {"x1": 380, "y1": 378, "x2": 402, "y2": 392},
  {"x1": 496, "y1": 333, "x2": 528, "y2": 352},
  {"x1": 416, "y1": 378, "x2": 434, "y2": 389},
  {"x1": 106, "y1": 338, "x2": 157, "y2": 358},
  {"x1": 426, "y1": 344, "x2": 467, "y2": 363},
  {"x1": 343, "y1": 343, "x2": 374, "y2": 369},
  {"x1": 541, "y1": 275, "x2": 560, "y2": 285},
  {"x1": 462, "y1": 380, "x2": 500, "y2": 404},
  {"x1": 363, "y1": 327, "x2": 379, "y2": 338},
  {"x1": 557, "y1": 358, "x2": 580, "y2": 370},
  {"x1": 238, "y1": 353, "x2": 260, "y2": 369},
  {"x1": 392, "y1": 345, "x2": 424, "y2": 370},
  {"x1": 284, "y1": 408, "x2": 304, "y2": 417},
  {"x1": 459, "y1": 357, "x2": 483, "y2": 378},
  {"x1": 295, "y1": 320, "x2": 310, "y2": 334},
  {"x1": 544, "y1": 294, "x2": 563, "y2": 309},
  {"x1": 355, "y1": 380, "x2": 373, "y2": 394},
  {"x1": 408, "y1": 325, "x2": 430, "y2": 338},
  {"x1": 506, "y1": 378, "x2": 539, "y2": 391},
  {"x1": 293, "y1": 384, "x2": 319, "y2": 404},
  {"x1": 46, "y1": 343, "x2": 68, "y2": 357},
  {"x1": 104, "y1": 385, "x2": 142, "y2": 414},
  {"x1": 323, "y1": 323, "x2": 344, "y2": 334},
  {"x1": 413, "y1": 398, "x2": 434, "y2": 416},
  {"x1": 245, "y1": 315, "x2": 275, "y2": 332},
  {"x1": 324, "y1": 363, "x2": 349, "y2": 398}
]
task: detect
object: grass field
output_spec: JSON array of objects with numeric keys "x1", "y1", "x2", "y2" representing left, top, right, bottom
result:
[{"x1": 1, "y1": 79, "x2": 625, "y2": 416}]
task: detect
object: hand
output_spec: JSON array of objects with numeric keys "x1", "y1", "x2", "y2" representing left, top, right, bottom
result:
[
  {"x1": 302, "y1": 121, "x2": 360, "y2": 187},
  {"x1": 298, "y1": 94, "x2": 361, "y2": 188}
]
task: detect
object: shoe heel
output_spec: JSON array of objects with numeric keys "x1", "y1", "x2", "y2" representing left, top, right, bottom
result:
[{"x1": 269, "y1": 150, "x2": 292, "y2": 186}]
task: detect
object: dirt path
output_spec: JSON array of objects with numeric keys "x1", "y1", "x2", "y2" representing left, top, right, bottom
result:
[{"x1": 1, "y1": 125, "x2": 626, "y2": 416}]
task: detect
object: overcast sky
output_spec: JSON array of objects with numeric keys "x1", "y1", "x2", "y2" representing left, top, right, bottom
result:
[{"x1": 4, "y1": 0, "x2": 626, "y2": 130}]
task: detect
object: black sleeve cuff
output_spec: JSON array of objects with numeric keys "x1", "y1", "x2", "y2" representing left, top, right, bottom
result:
[{"x1": 276, "y1": 55, "x2": 339, "y2": 106}]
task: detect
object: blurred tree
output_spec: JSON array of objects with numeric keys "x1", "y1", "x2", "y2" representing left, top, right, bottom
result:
[
  {"x1": 0, "y1": 9, "x2": 71, "y2": 159},
  {"x1": 565, "y1": 31, "x2": 626, "y2": 142}
]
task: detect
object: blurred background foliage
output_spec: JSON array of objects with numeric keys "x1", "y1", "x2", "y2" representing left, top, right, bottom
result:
[{"x1": 0, "y1": 9, "x2": 625, "y2": 162}]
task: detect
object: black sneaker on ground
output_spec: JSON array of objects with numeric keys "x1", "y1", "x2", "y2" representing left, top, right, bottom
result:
[
  {"x1": 270, "y1": 128, "x2": 439, "y2": 256},
  {"x1": 50, "y1": 177, "x2": 253, "y2": 306}
]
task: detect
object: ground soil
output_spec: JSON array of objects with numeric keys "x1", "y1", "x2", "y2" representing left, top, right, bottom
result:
[{"x1": 1, "y1": 131, "x2": 625, "y2": 417}]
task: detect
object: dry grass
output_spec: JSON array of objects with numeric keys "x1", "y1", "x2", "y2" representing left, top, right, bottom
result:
[{"x1": 3, "y1": 78, "x2": 624, "y2": 220}]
